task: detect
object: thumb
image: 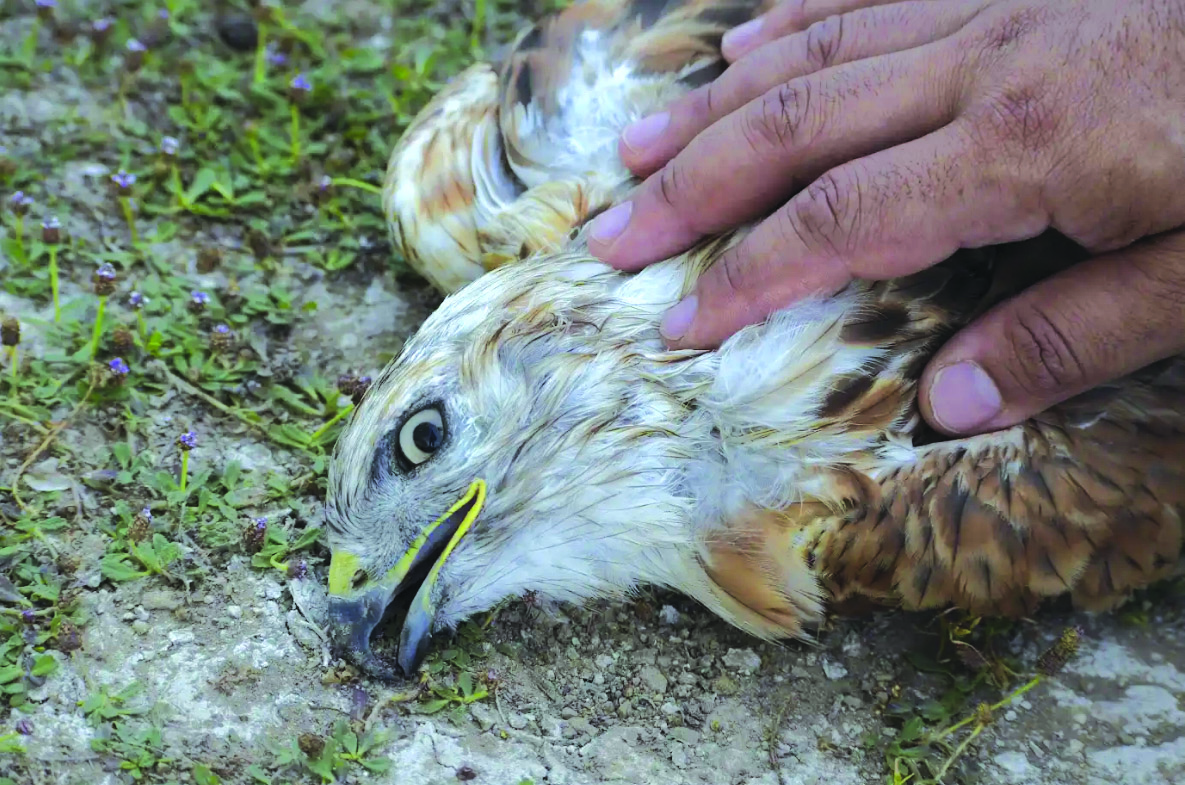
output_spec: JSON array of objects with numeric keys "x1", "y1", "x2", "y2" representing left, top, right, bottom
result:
[{"x1": 919, "y1": 230, "x2": 1185, "y2": 436}]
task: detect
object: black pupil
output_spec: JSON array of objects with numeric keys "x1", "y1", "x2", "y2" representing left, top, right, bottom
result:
[{"x1": 412, "y1": 421, "x2": 442, "y2": 453}]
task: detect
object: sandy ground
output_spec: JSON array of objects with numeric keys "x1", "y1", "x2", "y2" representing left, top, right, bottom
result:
[{"x1": 2, "y1": 2, "x2": 1184, "y2": 784}]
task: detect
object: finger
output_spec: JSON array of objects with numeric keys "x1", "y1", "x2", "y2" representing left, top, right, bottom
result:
[
  {"x1": 725, "y1": 0, "x2": 911, "y2": 61},
  {"x1": 919, "y1": 229, "x2": 1185, "y2": 436},
  {"x1": 659, "y1": 119, "x2": 1051, "y2": 349},
  {"x1": 590, "y1": 41, "x2": 968, "y2": 271},
  {"x1": 621, "y1": 0, "x2": 986, "y2": 177}
]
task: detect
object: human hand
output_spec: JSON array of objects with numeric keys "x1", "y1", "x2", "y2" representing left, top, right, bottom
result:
[{"x1": 585, "y1": 0, "x2": 1185, "y2": 435}]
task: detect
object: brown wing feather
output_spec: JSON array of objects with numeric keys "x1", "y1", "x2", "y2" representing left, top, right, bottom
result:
[{"x1": 701, "y1": 234, "x2": 1184, "y2": 635}]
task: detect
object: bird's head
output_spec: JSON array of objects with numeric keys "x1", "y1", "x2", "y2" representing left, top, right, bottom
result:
[{"x1": 323, "y1": 256, "x2": 705, "y2": 678}]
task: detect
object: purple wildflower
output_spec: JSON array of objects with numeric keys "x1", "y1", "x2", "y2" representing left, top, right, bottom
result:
[
  {"x1": 91, "y1": 17, "x2": 114, "y2": 40},
  {"x1": 15, "y1": 719, "x2": 32, "y2": 736},
  {"x1": 108, "y1": 357, "x2": 130, "y2": 376},
  {"x1": 265, "y1": 43, "x2": 287, "y2": 66},
  {"x1": 128, "y1": 291, "x2": 146, "y2": 309},
  {"x1": 191, "y1": 290, "x2": 210, "y2": 306},
  {"x1": 290, "y1": 73, "x2": 312, "y2": 93},
  {"x1": 8, "y1": 191, "x2": 33, "y2": 216},
  {"x1": 126, "y1": 38, "x2": 146, "y2": 53},
  {"x1": 95, "y1": 263, "x2": 117, "y2": 281},
  {"x1": 139, "y1": 506, "x2": 153, "y2": 521},
  {"x1": 214, "y1": 324, "x2": 230, "y2": 334},
  {"x1": 160, "y1": 136, "x2": 180, "y2": 157},
  {"x1": 21, "y1": 610, "x2": 35, "y2": 624},
  {"x1": 177, "y1": 430, "x2": 198, "y2": 451},
  {"x1": 110, "y1": 170, "x2": 136, "y2": 191},
  {"x1": 288, "y1": 559, "x2": 308, "y2": 580},
  {"x1": 42, "y1": 216, "x2": 61, "y2": 244}
]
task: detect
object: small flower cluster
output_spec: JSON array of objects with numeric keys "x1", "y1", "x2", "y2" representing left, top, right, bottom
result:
[
  {"x1": 188, "y1": 290, "x2": 210, "y2": 314},
  {"x1": 243, "y1": 516, "x2": 268, "y2": 553},
  {"x1": 8, "y1": 191, "x2": 33, "y2": 216},
  {"x1": 1, "y1": 317, "x2": 19, "y2": 347},
  {"x1": 1036, "y1": 626, "x2": 1083, "y2": 677},
  {"x1": 92, "y1": 263, "x2": 118, "y2": 296},
  {"x1": 337, "y1": 373, "x2": 373, "y2": 405},
  {"x1": 41, "y1": 215, "x2": 61, "y2": 244},
  {"x1": 110, "y1": 170, "x2": 136, "y2": 193},
  {"x1": 128, "y1": 506, "x2": 153, "y2": 543},
  {"x1": 177, "y1": 430, "x2": 198, "y2": 451},
  {"x1": 210, "y1": 323, "x2": 234, "y2": 353}
]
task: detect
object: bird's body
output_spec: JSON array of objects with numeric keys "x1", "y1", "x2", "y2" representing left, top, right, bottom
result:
[{"x1": 325, "y1": 0, "x2": 1185, "y2": 677}]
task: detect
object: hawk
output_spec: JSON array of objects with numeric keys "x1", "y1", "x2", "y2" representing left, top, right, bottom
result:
[{"x1": 323, "y1": 0, "x2": 1185, "y2": 679}]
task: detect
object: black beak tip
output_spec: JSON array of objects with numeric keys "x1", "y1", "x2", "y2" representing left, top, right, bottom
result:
[{"x1": 397, "y1": 609, "x2": 434, "y2": 676}]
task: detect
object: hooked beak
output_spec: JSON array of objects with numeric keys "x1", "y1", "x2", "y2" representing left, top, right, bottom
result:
[{"x1": 326, "y1": 479, "x2": 486, "y2": 679}]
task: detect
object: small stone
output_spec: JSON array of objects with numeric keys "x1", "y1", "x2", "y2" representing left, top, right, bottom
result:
[
  {"x1": 456, "y1": 765, "x2": 477, "y2": 781},
  {"x1": 561, "y1": 707, "x2": 578, "y2": 719},
  {"x1": 677, "y1": 672, "x2": 697, "y2": 686},
  {"x1": 140, "y1": 590, "x2": 181, "y2": 611},
  {"x1": 508, "y1": 712, "x2": 527, "y2": 730},
  {"x1": 640, "y1": 666, "x2": 668, "y2": 694},
  {"x1": 671, "y1": 745, "x2": 688, "y2": 767},
  {"x1": 594, "y1": 654, "x2": 614, "y2": 670},
  {"x1": 722, "y1": 648, "x2": 761, "y2": 674},
  {"x1": 131, "y1": 620, "x2": 150, "y2": 634},
  {"x1": 822, "y1": 659, "x2": 848, "y2": 680},
  {"x1": 217, "y1": 13, "x2": 258, "y2": 51},
  {"x1": 617, "y1": 700, "x2": 632, "y2": 718},
  {"x1": 1004, "y1": 710, "x2": 1018, "y2": 722},
  {"x1": 669, "y1": 728, "x2": 700, "y2": 745},
  {"x1": 1067, "y1": 739, "x2": 1084, "y2": 755},
  {"x1": 568, "y1": 717, "x2": 595, "y2": 736},
  {"x1": 469, "y1": 703, "x2": 495, "y2": 730},
  {"x1": 168, "y1": 630, "x2": 195, "y2": 645},
  {"x1": 226, "y1": 605, "x2": 242, "y2": 619},
  {"x1": 660, "y1": 701, "x2": 680, "y2": 716}
]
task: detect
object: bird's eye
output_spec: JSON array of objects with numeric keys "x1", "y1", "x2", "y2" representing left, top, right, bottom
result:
[{"x1": 395, "y1": 405, "x2": 446, "y2": 470}]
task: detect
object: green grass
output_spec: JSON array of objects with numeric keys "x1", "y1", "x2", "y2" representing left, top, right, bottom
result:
[{"x1": 0, "y1": 0, "x2": 535, "y2": 780}]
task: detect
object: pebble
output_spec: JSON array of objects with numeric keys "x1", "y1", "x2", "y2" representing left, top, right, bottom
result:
[
  {"x1": 1004, "y1": 710, "x2": 1018, "y2": 721},
  {"x1": 226, "y1": 605, "x2": 242, "y2": 619},
  {"x1": 640, "y1": 666, "x2": 668, "y2": 694},
  {"x1": 671, "y1": 745, "x2": 688, "y2": 767},
  {"x1": 131, "y1": 620, "x2": 150, "y2": 635},
  {"x1": 658, "y1": 605, "x2": 680, "y2": 625},
  {"x1": 594, "y1": 654, "x2": 614, "y2": 669},
  {"x1": 469, "y1": 703, "x2": 495, "y2": 731},
  {"x1": 568, "y1": 717, "x2": 595, "y2": 736},
  {"x1": 721, "y1": 648, "x2": 761, "y2": 674},
  {"x1": 821, "y1": 659, "x2": 848, "y2": 680},
  {"x1": 168, "y1": 630, "x2": 196, "y2": 645},
  {"x1": 660, "y1": 702, "x2": 680, "y2": 716},
  {"x1": 508, "y1": 712, "x2": 527, "y2": 730},
  {"x1": 1067, "y1": 739, "x2": 1084, "y2": 755},
  {"x1": 669, "y1": 728, "x2": 700, "y2": 745},
  {"x1": 140, "y1": 590, "x2": 181, "y2": 611}
]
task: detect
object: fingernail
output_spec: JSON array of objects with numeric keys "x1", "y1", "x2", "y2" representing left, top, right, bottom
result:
[
  {"x1": 622, "y1": 112, "x2": 670, "y2": 153},
  {"x1": 661, "y1": 295, "x2": 698, "y2": 341},
  {"x1": 589, "y1": 202, "x2": 633, "y2": 245},
  {"x1": 929, "y1": 362, "x2": 1003, "y2": 433},
  {"x1": 722, "y1": 18, "x2": 764, "y2": 57}
]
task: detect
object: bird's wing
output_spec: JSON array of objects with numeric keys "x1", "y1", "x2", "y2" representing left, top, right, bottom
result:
[
  {"x1": 692, "y1": 234, "x2": 1185, "y2": 637},
  {"x1": 383, "y1": 0, "x2": 771, "y2": 293}
]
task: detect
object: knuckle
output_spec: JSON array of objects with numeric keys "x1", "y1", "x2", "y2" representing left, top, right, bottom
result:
[
  {"x1": 803, "y1": 14, "x2": 845, "y2": 71},
  {"x1": 784, "y1": 170, "x2": 860, "y2": 256},
  {"x1": 655, "y1": 163, "x2": 691, "y2": 210},
  {"x1": 747, "y1": 81, "x2": 814, "y2": 151},
  {"x1": 1001, "y1": 301, "x2": 1091, "y2": 399},
  {"x1": 978, "y1": 7, "x2": 1047, "y2": 56},
  {"x1": 979, "y1": 80, "x2": 1060, "y2": 155}
]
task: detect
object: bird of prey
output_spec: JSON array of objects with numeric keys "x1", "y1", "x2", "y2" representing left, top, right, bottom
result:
[{"x1": 323, "y1": 0, "x2": 1185, "y2": 678}]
